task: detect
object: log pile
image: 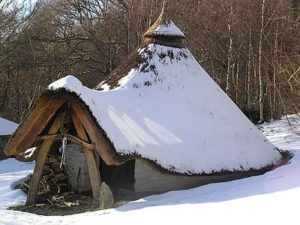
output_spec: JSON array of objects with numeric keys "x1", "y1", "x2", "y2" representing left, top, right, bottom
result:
[
  {"x1": 36, "y1": 152, "x2": 87, "y2": 207},
  {"x1": 17, "y1": 151, "x2": 83, "y2": 207},
  {"x1": 15, "y1": 150, "x2": 103, "y2": 208},
  {"x1": 38, "y1": 153, "x2": 68, "y2": 196}
]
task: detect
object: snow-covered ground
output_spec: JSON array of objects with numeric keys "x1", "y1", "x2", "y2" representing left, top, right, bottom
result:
[
  {"x1": 0, "y1": 117, "x2": 18, "y2": 135},
  {"x1": 0, "y1": 115, "x2": 300, "y2": 225}
]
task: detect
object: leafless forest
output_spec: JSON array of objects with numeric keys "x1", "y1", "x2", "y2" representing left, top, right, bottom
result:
[{"x1": 1, "y1": 0, "x2": 300, "y2": 123}]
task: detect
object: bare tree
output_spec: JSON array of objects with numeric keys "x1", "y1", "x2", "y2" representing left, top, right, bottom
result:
[
  {"x1": 2, "y1": 0, "x2": 300, "y2": 123},
  {"x1": 258, "y1": 0, "x2": 266, "y2": 123}
]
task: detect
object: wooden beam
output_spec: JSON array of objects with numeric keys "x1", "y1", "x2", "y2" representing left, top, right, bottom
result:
[
  {"x1": 5, "y1": 98, "x2": 66, "y2": 156},
  {"x1": 71, "y1": 110, "x2": 101, "y2": 206},
  {"x1": 26, "y1": 117, "x2": 62, "y2": 206},
  {"x1": 71, "y1": 101, "x2": 118, "y2": 165},
  {"x1": 35, "y1": 134, "x2": 95, "y2": 150}
]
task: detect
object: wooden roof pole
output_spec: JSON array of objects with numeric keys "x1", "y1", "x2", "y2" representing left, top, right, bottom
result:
[
  {"x1": 5, "y1": 98, "x2": 65, "y2": 156},
  {"x1": 26, "y1": 117, "x2": 61, "y2": 205},
  {"x1": 71, "y1": 101, "x2": 118, "y2": 165},
  {"x1": 71, "y1": 109, "x2": 101, "y2": 207}
]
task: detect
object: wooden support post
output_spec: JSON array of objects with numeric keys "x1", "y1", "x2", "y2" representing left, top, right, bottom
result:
[
  {"x1": 71, "y1": 110, "x2": 101, "y2": 206},
  {"x1": 71, "y1": 101, "x2": 117, "y2": 165},
  {"x1": 35, "y1": 134, "x2": 95, "y2": 150},
  {"x1": 26, "y1": 118, "x2": 61, "y2": 206}
]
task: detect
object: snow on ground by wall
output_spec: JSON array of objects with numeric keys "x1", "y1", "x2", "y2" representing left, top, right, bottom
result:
[
  {"x1": 0, "y1": 159, "x2": 34, "y2": 210},
  {"x1": 0, "y1": 118, "x2": 18, "y2": 136},
  {"x1": 0, "y1": 115, "x2": 299, "y2": 225},
  {"x1": 260, "y1": 114, "x2": 300, "y2": 150},
  {"x1": 48, "y1": 43, "x2": 280, "y2": 174}
]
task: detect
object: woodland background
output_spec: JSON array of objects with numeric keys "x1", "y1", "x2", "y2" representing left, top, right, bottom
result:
[{"x1": 1, "y1": 0, "x2": 300, "y2": 123}]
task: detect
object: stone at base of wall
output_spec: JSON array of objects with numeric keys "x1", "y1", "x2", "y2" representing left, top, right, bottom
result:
[{"x1": 100, "y1": 182, "x2": 114, "y2": 209}]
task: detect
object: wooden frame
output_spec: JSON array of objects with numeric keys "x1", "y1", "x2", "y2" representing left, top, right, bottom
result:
[
  {"x1": 71, "y1": 101, "x2": 118, "y2": 165},
  {"x1": 35, "y1": 134, "x2": 95, "y2": 150},
  {"x1": 24, "y1": 99, "x2": 107, "y2": 206},
  {"x1": 26, "y1": 117, "x2": 61, "y2": 205},
  {"x1": 71, "y1": 110, "x2": 101, "y2": 206},
  {"x1": 5, "y1": 94, "x2": 120, "y2": 207},
  {"x1": 6, "y1": 98, "x2": 66, "y2": 156}
]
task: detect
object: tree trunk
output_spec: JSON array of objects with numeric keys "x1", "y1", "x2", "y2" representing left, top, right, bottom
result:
[
  {"x1": 247, "y1": 28, "x2": 253, "y2": 112},
  {"x1": 258, "y1": 0, "x2": 266, "y2": 123},
  {"x1": 226, "y1": 3, "x2": 234, "y2": 95},
  {"x1": 272, "y1": 21, "x2": 279, "y2": 119},
  {"x1": 235, "y1": 62, "x2": 240, "y2": 105}
]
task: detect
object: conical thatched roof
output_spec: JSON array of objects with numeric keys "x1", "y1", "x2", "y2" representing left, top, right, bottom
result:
[
  {"x1": 45, "y1": 2, "x2": 281, "y2": 174},
  {"x1": 6, "y1": 2, "x2": 282, "y2": 175}
]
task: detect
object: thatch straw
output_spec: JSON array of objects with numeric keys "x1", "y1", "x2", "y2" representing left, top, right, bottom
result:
[
  {"x1": 95, "y1": 1, "x2": 185, "y2": 90},
  {"x1": 143, "y1": 0, "x2": 185, "y2": 40}
]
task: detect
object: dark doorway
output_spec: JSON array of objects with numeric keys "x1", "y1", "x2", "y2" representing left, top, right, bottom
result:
[{"x1": 100, "y1": 158, "x2": 136, "y2": 193}]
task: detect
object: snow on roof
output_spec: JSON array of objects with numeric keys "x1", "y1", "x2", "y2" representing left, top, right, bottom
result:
[
  {"x1": 0, "y1": 117, "x2": 18, "y2": 136},
  {"x1": 48, "y1": 42, "x2": 281, "y2": 174},
  {"x1": 151, "y1": 19, "x2": 185, "y2": 38},
  {"x1": 143, "y1": 1, "x2": 185, "y2": 39}
]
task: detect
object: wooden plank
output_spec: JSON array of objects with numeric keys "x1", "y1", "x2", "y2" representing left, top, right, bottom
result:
[
  {"x1": 83, "y1": 149, "x2": 102, "y2": 206},
  {"x1": 71, "y1": 101, "x2": 118, "y2": 165},
  {"x1": 35, "y1": 134, "x2": 95, "y2": 150},
  {"x1": 5, "y1": 98, "x2": 49, "y2": 155},
  {"x1": 71, "y1": 110, "x2": 101, "y2": 206},
  {"x1": 26, "y1": 117, "x2": 61, "y2": 206},
  {"x1": 5, "y1": 98, "x2": 66, "y2": 156}
]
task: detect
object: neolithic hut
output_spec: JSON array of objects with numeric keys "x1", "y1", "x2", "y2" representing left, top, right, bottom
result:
[
  {"x1": 0, "y1": 117, "x2": 18, "y2": 160},
  {"x1": 5, "y1": 2, "x2": 281, "y2": 208}
]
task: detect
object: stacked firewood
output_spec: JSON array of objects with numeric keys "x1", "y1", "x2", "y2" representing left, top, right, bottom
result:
[
  {"x1": 38, "y1": 153, "x2": 68, "y2": 196},
  {"x1": 16, "y1": 152, "x2": 84, "y2": 208},
  {"x1": 36, "y1": 153, "x2": 83, "y2": 207}
]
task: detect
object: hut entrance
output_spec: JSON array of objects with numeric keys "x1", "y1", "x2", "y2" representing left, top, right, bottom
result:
[
  {"x1": 18, "y1": 146, "x2": 138, "y2": 215},
  {"x1": 100, "y1": 158, "x2": 136, "y2": 201},
  {"x1": 18, "y1": 99, "x2": 139, "y2": 213},
  {"x1": 31, "y1": 143, "x2": 94, "y2": 207},
  {"x1": 22, "y1": 100, "x2": 105, "y2": 209}
]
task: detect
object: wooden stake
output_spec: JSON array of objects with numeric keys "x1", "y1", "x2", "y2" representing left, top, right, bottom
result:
[
  {"x1": 26, "y1": 117, "x2": 61, "y2": 205},
  {"x1": 71, "y1": 110, "x2": 101, "y2": 206}
]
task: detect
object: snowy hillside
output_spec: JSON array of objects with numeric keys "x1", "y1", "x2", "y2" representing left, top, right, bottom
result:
[
  {"x1": 0, "y1": 117, "x2": 18, "y2": 136},
  {"x1": 0, "y1": 115, "x2": 299, "y2": 225}
]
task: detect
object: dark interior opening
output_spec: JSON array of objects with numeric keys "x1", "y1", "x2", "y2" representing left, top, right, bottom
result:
[
  {"x1": 35, "y1": 146, "x2": 136, "y2": 204},
  {"x1": 15, "y1": 105, "x2": 138, "y2": 214},
  {"x1": 100, "y1": 157, "x2": 136, "y2": 198}
]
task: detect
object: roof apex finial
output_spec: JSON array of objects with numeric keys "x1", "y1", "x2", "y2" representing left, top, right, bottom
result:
[
  {"x1": 163, "y1": 0, "x2": 167, "y2": 10},
  {"x1": 143, "y1": 0, "x2": 185, "y2": 42},
  {"x1": 160, "y1": 0, "x2": 168, "y2": 21}
]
